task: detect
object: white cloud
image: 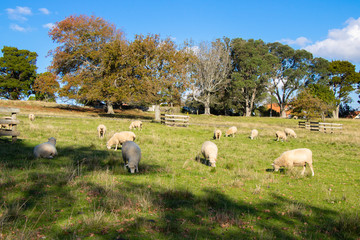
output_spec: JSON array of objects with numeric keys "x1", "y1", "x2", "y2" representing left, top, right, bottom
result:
[
  {"x1": 304, "y1": 17, "x2": 360, "y2": 63},
  {"x1": 6, "y1": 6, "x2": 32, "y2": 21},
  {"x1": 39, "y1": 8, "x2": 50, "y2": 15},
  {"x1": 280, "y1": 37, "x2": 312, "y2": 47},
  {"x1": 43, "y1": 23, "x2": 55, "y2": 29},
  {"x1": 10, "y1": 23, "x2": 28, "y2": 32}
]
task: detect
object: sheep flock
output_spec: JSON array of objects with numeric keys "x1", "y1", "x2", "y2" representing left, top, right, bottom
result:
[{"x1": 30, "y1": 114, "x2": 313, "y2": 176}]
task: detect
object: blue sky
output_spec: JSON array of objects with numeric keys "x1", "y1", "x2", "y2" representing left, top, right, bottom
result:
[{"x1": 1, "y1": 0, "x2": 360, "y2": 108}]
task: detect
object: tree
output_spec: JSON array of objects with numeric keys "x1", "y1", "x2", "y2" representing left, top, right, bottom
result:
[
  {"x1": 268, "y1": 42, "x2": 313, "y2": 118},
  {"x1": 0, "y1": 46, "x2": 37, "y2": 100},
  {"x1": 33, "y1": 72, "x2": 59, "y2": 101},
  {"x1": 291, "y1": 84, "x2": 336, "y2": 121},
  {"x1": 130, "y1": 34, "x2": 191, "y2": 120},
  {"x1": 230, "y1": 39, "x2": 278, "y2": 116},
  {"x1": 190, "y1": 38, "x2": 232, "y2": 115},
  {"x1": 48, "y1": 14, "x2": 123, "y2": 114},
  {"x1": 328, "y1": 60, "x2": 360, "y2": 118}
]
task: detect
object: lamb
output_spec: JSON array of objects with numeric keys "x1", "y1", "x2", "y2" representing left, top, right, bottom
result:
[
  {"x1": 213, "y1": 129, "x2": 222, "y2": 140},
  {"x1": 106, "y1": 131, "x2": 136, "y2": 151},
  {"x1": 129, "y1": 120, "x2": 142, "y2": 130},
  {"x1": 29, "y1": 114, "x2": 35, "y2": 121},
  {"x1": 201, "y1": 141, "x2": 218, "y2": 167},
  {"x1": 33, "y1": 137, "x2": 58, "y2": 159},
  {"x1": 271, "y1": 148, "x2": 314, "y2": 176},
  {"x1": 122, "y1": 141, "x2": 141, "y2": 173},
  {"x1": 225, "y1": 126, "x2": 237, "y2": 137},
  {"x1": 250, "y1": 129, "x2": 258, "y2": 140},
  {"x1": 284, "y1": 128, "x2": 297, "y2": 138},
  {"x1": 275, "y1": 131, "x2": 287, "y2": 142},
  {"x1": 97, "y1": 124, "x2": 107, "y2": 138}
]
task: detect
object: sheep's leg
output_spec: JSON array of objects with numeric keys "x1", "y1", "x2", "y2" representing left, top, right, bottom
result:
[
  {"x1": 308, "y1": 163, "x2": 315, "y2": 176},
  {"x1": 301, "y1": 165, "x2": 306, "y2": 175},
  {"x1": 114, "y1": 144, "x2": 118, "y2": 151}
]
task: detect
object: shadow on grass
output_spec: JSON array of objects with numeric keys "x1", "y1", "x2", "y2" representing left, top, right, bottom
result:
[{"x1": 1, "y1": 140, "x2": 359, "y2": 240}]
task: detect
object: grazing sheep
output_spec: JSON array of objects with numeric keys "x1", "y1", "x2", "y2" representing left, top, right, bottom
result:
[
  {"x1": 250, "y1": 129, "x2": 258, "y2": 140},
  {"x1": 213, "y1": 129, "x2": 222, "y2": 140},
  {"x1": 272, "y1": 148, "x2": 314, "y2": 176},
  {"x1": 122, "y1": 141, "x2": 141, "y2": 173},
  {"x1": 33, "y1": 137, "x2": 58, "y2": 159},
  {"x1": 275, "y1": 131, "x2": 287, "y2": 142},
  {"x1": 225, "y1": 126, "x2": 237, "y2": 137},
  {"x1": 97, "y1": 124, "x2": 107, "y2": 138},
  {"x1": 106, "y1": 131, "x2": 136, "y2": 151},
  {"x1": 284, "y1": 128, "x2": 297, "y2": 138},
  {"x1": 201, "y1": 141, "x2": 218, "y2": 167},
  {"x1": 129, "y1": 120, "x2": 142, "y2": 130},
  {"x1": 29, "y1": 114, "x2": 35, "y2": 121}
]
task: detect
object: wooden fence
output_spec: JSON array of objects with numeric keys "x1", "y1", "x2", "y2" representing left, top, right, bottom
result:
[
  {"x1": 161, "y1": 114, "x2": 189, "y2": 127},
  {"x1": 298, "y1": 121, "x2": 343, "y2": 133},
  {"x1": 0, "y1": 107, "x2": 20, "y2": 143}
]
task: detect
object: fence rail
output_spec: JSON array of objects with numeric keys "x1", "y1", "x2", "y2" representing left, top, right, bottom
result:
[
  {"x1": 161, "y1": 114, "x2": 189, "y2": 127},
  {"x1": 298, "y1": 121, "x2": 343, "y2": 133},
  {"x1": 0, "y1": 107, "x2": 20, "y2": 143}
]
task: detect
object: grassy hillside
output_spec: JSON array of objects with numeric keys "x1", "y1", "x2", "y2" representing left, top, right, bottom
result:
[{"x1": 1, "y1": 101, "x2": 360, "y2": 239}]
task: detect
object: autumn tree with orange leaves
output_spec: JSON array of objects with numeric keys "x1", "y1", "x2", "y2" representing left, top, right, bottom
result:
[
  {"x1": 33, "y1": 72, "x2": 59, "y2": 101},
  {"x1": 48, "y1": 14, "x2": 127, "y2": 113}
]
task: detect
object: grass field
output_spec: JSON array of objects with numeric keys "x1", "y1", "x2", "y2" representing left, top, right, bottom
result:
[{"x1": 1, "y1": 101, "x2": 360, "y2": 239}]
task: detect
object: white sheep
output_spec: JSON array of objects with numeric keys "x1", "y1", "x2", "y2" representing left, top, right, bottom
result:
[
  {"x1": 272, "y1": 148, "x2": 314, "y2": 176},
  {"x1": 201, "y1": 141, "x2": 218, "y2": 167},
  {"x1": 33, "y1": 137, "x2": 58, "y2": 159},
  {"x1": 275, "y1": 131, "x2": 287, "y2": 142},
  {"x1": 225, "y1": 126, "x2": 237, "y2": 137},
  {"x1": 284, "y1": 128, "x2": 297, "y2": 138},
  {"x1": 29, "y1": 114, "x2": 35, "y2": 121},
  {"x1": 106, "y1": 131, "x2": 136, "y2": 151},
  {"x1": 122, "y1": 141, "x2": 141, "y2": 173},
  {"x1": 250, "y1": 129, "x2": 258, "y2": 140},
  {"x1": 129, "y1": 120, "x2": 142, "y2": 130},
  {"x1": 213, "y1": 129, "x2": 222, "y2": 140},
  {"x1": 97, "y1": 124, "x2": 107, "y2": 138}
]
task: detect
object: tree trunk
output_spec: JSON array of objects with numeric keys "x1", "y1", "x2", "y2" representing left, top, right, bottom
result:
[
  {"x1": 154, "y1": 105, "x2": 161, "y2": 121},
  {"x1": 106, "y1": 102, "x2": 115, "y2": 114},
  {"x1": 204, "y1": 93, "x2": 211, "y2": 115},
  {"x1": 280, "y1": 104, "x2": 287, "y2": 118},
  {"x1": 332, "y1": 105, "x2": 340, "y2": 119}
]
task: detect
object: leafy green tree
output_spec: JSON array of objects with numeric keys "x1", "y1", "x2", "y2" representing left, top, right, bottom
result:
[
  {"x1": 0, "y1": 46, "x2": 38, "y2": 100},
  {"x1": 268, "y1": 42, "x2": 313, "y2": 118},
  {"x1": 328, "y1": 60, "x2": 360, "y2": 118},
  {"x1": 230, "y1": 38, "x2": 278, "y2": 116}
]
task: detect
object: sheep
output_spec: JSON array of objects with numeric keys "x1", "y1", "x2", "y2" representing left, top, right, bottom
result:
[
  {"x1": 97, "y1": 124, "x2": 107, "y2": 138},
  {"x1": 213, "y1": 129, "x2": 222, "y2": 140},
  {"x1": 106, "y1": 131, "x2": 136, "y2": 151},
  {"x1": 33, "y1": 137, "x2": 58, "y2": 159},
  {"x1": 250, "y1": 129, "x2": 258, "y2": 140},
  {"x1": 129, "y1": 120, "x2": 142, "y2": 130},
  {"x1": 271, "y1": 148, "x2": 314, "y2": 176},
  {"x1": 225, "y1": 126, "x2": 237, "y2": 137},
  {"x1": 201, "y1": 141, "x2": 218, "y2": 167},
  {"x1": 29, "y1": 114, "x2": 35, "y2": 121},
  {"x1": 284, "y1": 128, "x2": 297, "y2": 138},
  {"x1": 275, "y1": 131, "x2": 287, "y2": 142},
  {"x1": 122, "y1": 141, "x2": 141, "y2": 173}
]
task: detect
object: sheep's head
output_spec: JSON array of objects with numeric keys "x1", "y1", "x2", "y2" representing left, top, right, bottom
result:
[
  {"x1": 271, "y1": 163, "x2": 280, "y2": 171},
  {"x1": 210, "y1": 160, "x2": 216, "y2": 167},
  {"x1": 106, "y1": 141, "x2": 111, "y2": 149},
  {"x1": 48, "y1": 137, "x2": 56, "y2": 146},
  {"x1": 126, "y1": 163, "x2": 136, "y2": 173}
]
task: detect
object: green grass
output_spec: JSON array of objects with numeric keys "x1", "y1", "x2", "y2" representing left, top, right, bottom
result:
[{"x1": 1, "y1": 112, "x2": 360, "y2": 239}]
